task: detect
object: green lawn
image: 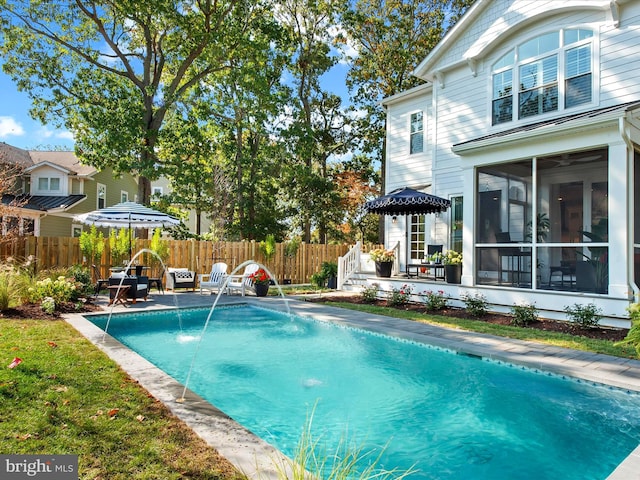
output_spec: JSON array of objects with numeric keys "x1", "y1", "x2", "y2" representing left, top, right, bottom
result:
[
  {"x1": 0, "y1": 318, "x2": 245, "y2": 480},
  {"x1": 325, "y1": 301, "x2": 638, "y2": 359}
]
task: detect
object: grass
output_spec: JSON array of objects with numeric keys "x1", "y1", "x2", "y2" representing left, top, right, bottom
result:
[
  {"x1": 325, "y1": 301, "x2": 639, "y2": 359},
  {"x1": 0, "y1": 318, "x2": 245, "y2": 480}
]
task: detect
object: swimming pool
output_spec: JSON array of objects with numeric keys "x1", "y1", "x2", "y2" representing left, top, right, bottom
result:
[{"x1": 88, "y1": 305, "x2": 640, "y2": 479}]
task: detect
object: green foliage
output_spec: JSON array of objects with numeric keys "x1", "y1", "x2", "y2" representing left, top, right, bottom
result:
[
  {"x1": 387, "y1": 284, "x2": 412, "y2": 307},
  {"x1": 65, "y1": 265, "x2": 93, "y2": 298},
  {"x1": 0, "y1": 257, "x2": 36, "y2": 310},
  {"x1": 149, "y1": 228, "x2": 170, "y2": 264},
  {"x1": 616, "y1": 303, "x2": 640, "y2": 356},
  {"x1": 360, "y1": 284, "x2": 378, "y2": 303},
  {"x1": 422, "y1": 289, "x2": 449, "y2": 311},
  {"x1": 275, "y1": 404, "x2": 416, "y2": 479},
  {"x1": 109, "y1": 228, "x2": 131, "y2": 266},
  {"x1": 510, "y1": 303, "x2": 539, "y2": 326},
  {"x1": 260, "y1": 234, "x2": 277, "y2": 262},
  {"x1": 28, "y1": 276, "x2": 77, "y2": 308},
  {"x1": 79, "y1": 225, "x2": 105, "y2": 265},
  {"x1": 310, "y1": 261, "x2": 338, "y2": 288},
  {"x1": 564, "y1": 303, "x2": 603, "y2": 328},
  {"x1": 462, "y1": 293, "x2": 489, "y2": 317}
]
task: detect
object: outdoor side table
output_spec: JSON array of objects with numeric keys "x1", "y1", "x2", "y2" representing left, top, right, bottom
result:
[{"x1": 108, "y1": 285, "x2": 130, "y2": 307}]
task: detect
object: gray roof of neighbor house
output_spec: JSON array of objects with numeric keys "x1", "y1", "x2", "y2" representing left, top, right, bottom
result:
[
  {"x1": 0, "y1": 143, "x2": 99, "y2": 214},
  {"x1": 2, "y1": 193, "x2": 86, "y2": 211}
]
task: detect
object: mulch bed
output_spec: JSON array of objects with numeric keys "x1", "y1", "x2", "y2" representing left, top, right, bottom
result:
[
  {"x1": 308, "y1": 294, "x2": 629, "y2": 342},
  {"x1": 0, "y1": 300, "x2": 103, "y2": 321}
]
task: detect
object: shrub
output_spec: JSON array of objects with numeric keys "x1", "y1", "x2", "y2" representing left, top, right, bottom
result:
[
  {"x1": 361, "y1": 284, "x2": 379, "y2": 303},
  {"x1": 41, "y1": 296, "x2": 56, "y2": 314},
  {"x1": 387, "y1": 284, "x2": 412, "y2": 307},
  {"x1": 28, "y1": 276, "x2": 77, "y2": 307},
  {"x1": 564, "y1": 303, "x2": 602, "y2": 328},
  {"x1": 617, "y1": 303, "x2": 640, "y2": 356},
  {"x1": 462, "y1": 293, "x2": 488, "y2": 317},
  {"x1": 66, "y1": 264, "x2": 93, "y2": 298},
  {"x1": 0, "y1": 257, "x2": 36, "y2": 309},
  {"x1": 510, "y1": 303, "x2": 538, "y2": 326},
  {"x1": 422, "y1": 290, "x2": 449, "y2": 311}
]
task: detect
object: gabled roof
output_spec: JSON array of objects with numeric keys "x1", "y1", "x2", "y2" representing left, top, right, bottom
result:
[
  {"x1": 452, "y1": 101, "x2": 640, "y2": 153},
  {"x1": 0, "y1": 142, "x2": 33, "y2": 168},
  {"x1": 2, "y1": 194, "x2": 86, "y2": 212},
  {"x1": 28, "y1": 151, "x2": 96, "y2": 177}
]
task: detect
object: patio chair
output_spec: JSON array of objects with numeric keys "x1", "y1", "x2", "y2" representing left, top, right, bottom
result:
[
  {"x1": 147, "y1": 267, "x2": 165, "y2": 294},
  {"x1": 226, "y1": 263, "x2": 260, "y2": 296},
  {"x1": 92, "y1": 264, "x2": 109, "y2": 297},
  {"x1": 108, "y1": 272, "x2": 149, "y2": 304},
  {"x1": 166, "y1": 267, "x2": 196, "y2": 291},
  {"x1": 199, "y1": 262, "x2": 228, "y2": 295}
]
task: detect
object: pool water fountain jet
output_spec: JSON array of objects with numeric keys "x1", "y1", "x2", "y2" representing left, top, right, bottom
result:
[
  {"x1": 177, "y1": 260, "x2": 291, "y2": 403},
  {"x1": 101, "y1": 248, "x2": 184, "y2": 343}
]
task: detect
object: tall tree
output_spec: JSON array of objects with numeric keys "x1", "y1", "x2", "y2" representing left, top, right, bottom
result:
[
  {"x1": 0, "y1": 0, "x2": 269, "y2": 205},
  {"x1": 340, "y1": 0, "x2": 473, "y2": 239},
  {"x1": 277, "y1": 0, "x2": 351, "y2": 243}
]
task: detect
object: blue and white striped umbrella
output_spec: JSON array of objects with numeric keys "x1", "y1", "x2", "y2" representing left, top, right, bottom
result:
[{"x1": 74, "y1": 201, "x2": 180, "y2": 229}]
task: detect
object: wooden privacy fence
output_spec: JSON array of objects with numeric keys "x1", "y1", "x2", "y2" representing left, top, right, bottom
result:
[{"x1": 0, "y1": 236, "x2": 381, "y2": 285}]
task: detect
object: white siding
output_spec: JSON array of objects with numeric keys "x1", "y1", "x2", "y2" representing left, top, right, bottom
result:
[{"x1": 384, "y1": 94, "x2": 433, "y2": 191}]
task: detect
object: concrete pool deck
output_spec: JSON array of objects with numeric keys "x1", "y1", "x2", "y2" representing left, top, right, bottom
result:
[{"x1": 65, "y1": 290, "x2": 640, "y2": 480}]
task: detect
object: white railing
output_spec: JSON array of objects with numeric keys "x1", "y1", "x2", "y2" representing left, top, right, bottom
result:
[{"x1": 337, "y1": 241, "x2": 361, "y2": 290}]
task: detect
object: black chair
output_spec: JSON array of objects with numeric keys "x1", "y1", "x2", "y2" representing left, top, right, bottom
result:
[
  {"x1": 108, "y1": 275, "x2": 149, "y2": 304},
  {"x1": 427, "y1": 244, "x2": 443, "y2": 256},
  {"x1": 92, "y1": 264, "x2": 109, "y2": 297},
  {"x1": 147, "y1": 268, "x2": 164, "y2": 294}
]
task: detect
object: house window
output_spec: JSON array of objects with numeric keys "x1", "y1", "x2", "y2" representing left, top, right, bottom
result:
[
  {"x1": 475, "y1": 149, "x2": 607, "y2": 293},
  {"x1": 410, "y1": 112, "x2": 424, "y2": 154},
  {"x1": 492, "y1": 29, "x2": 593, "y2": 125},
  {"x1": 409, "y1": 215, "x2": 426, "y2": 260},
  {"x1": 450, "y1": 196, "x2": 463, "y2": 253},
  {"x1": 121, "y1": 191, "x2": 129, "y2": 203},
  {"x1": 97, "y1": 184, "x2": 106, "y2": 209},
  {"x1": 38, "y1": 177, "x2": 61, "y2": 192},
  {"x1": 152, "y1": 187, "x2": 163, "y2": 197},
  {"x1": 72, "y1": 225, "x2": 83, "y2": 237}
]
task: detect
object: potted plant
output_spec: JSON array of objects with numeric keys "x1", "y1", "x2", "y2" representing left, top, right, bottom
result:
[
  {"x1": 322, "y1": 261, "x2": 338, "y2": 289},
  {"x1": 370, "y1": 248, "x2": 395, "y2": 278},
  {"x1": 442, "y1": 250, "x2": 462, "y2": 284},
  {"x1": 248, "y1": 267, "x2": 271, "y2": 297}
]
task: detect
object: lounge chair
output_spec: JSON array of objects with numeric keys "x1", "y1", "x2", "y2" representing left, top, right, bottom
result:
[
  {"x1": 199, "y1": 262, "x2": 228, "y2": 295},
  {"x1": 226, "y1": 263, "x2": 260, "y2": 296}
]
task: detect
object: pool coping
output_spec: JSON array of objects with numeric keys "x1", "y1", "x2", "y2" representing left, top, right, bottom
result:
[{"x1": 65, "y1": 293, "x2": 640, "y2": 479}]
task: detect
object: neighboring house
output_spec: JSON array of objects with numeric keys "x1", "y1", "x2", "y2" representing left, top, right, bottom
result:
[
  {"x1": 380, "y1": 0, "x2": 640, "y2": 320},
  {"x1": 151, "y1": 177, "x2": 213, "y2": 235},
  {"x1": 0, "y1": 142, "x2": 138, "y2": 237}
]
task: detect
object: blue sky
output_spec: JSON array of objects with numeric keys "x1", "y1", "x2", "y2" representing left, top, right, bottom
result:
[
  {"x1": 0, "y1": 60, "x2": 352, "y2": 153},
  {"x1": 0, "y1": 68, "x2": 76, "y2": 150}
]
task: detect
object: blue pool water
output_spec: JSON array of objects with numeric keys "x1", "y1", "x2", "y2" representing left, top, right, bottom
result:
[{"x1": 89, "y1": 305, "x2": 640, "y2": 479}]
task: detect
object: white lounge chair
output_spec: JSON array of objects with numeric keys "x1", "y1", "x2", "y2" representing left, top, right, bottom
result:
[
  {"x1": 226, "y1": 263, "x2": 260, "y2": 296},
  {"x1": 199, "y1": 262, "x2": 228, "y2": 295}
]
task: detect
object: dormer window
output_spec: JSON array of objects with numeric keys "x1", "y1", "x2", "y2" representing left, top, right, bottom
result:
[
  {"x1": 37, "y1": 177, "x2": 61, "y2": 192},
  {"x1": 492, "y1": 28, "x2": 593, "y2": 126}
]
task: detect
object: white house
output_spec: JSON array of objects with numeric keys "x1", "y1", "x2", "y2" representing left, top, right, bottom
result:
[{"x1": 378, "y1": 0, "x2": 640, "y2": 323}]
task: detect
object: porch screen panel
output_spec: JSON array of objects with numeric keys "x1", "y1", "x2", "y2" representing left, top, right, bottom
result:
[
  {"x1": 476, "y1": 160, "x2": 532, "y2": 288},
  {"x1": 635, "y1": 151, "x2": 640, "y2": 289},
  {"x1": 537, "y1": 149, "x2": 608, "y2": 293},
  {"x1": 450, "y1": 196, "x2": 463, "y2": 253},
  {"x1": 409, "y1": 215, "x2": 426, "y2": 260}
]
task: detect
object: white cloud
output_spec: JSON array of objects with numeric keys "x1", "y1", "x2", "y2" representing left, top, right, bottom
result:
[
  {"x1": 56, "y1": 130, "x2": 75, "y2": 141},
  {"x1": 0, "y1": 116, "x2": 25, "y2": 137}
]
